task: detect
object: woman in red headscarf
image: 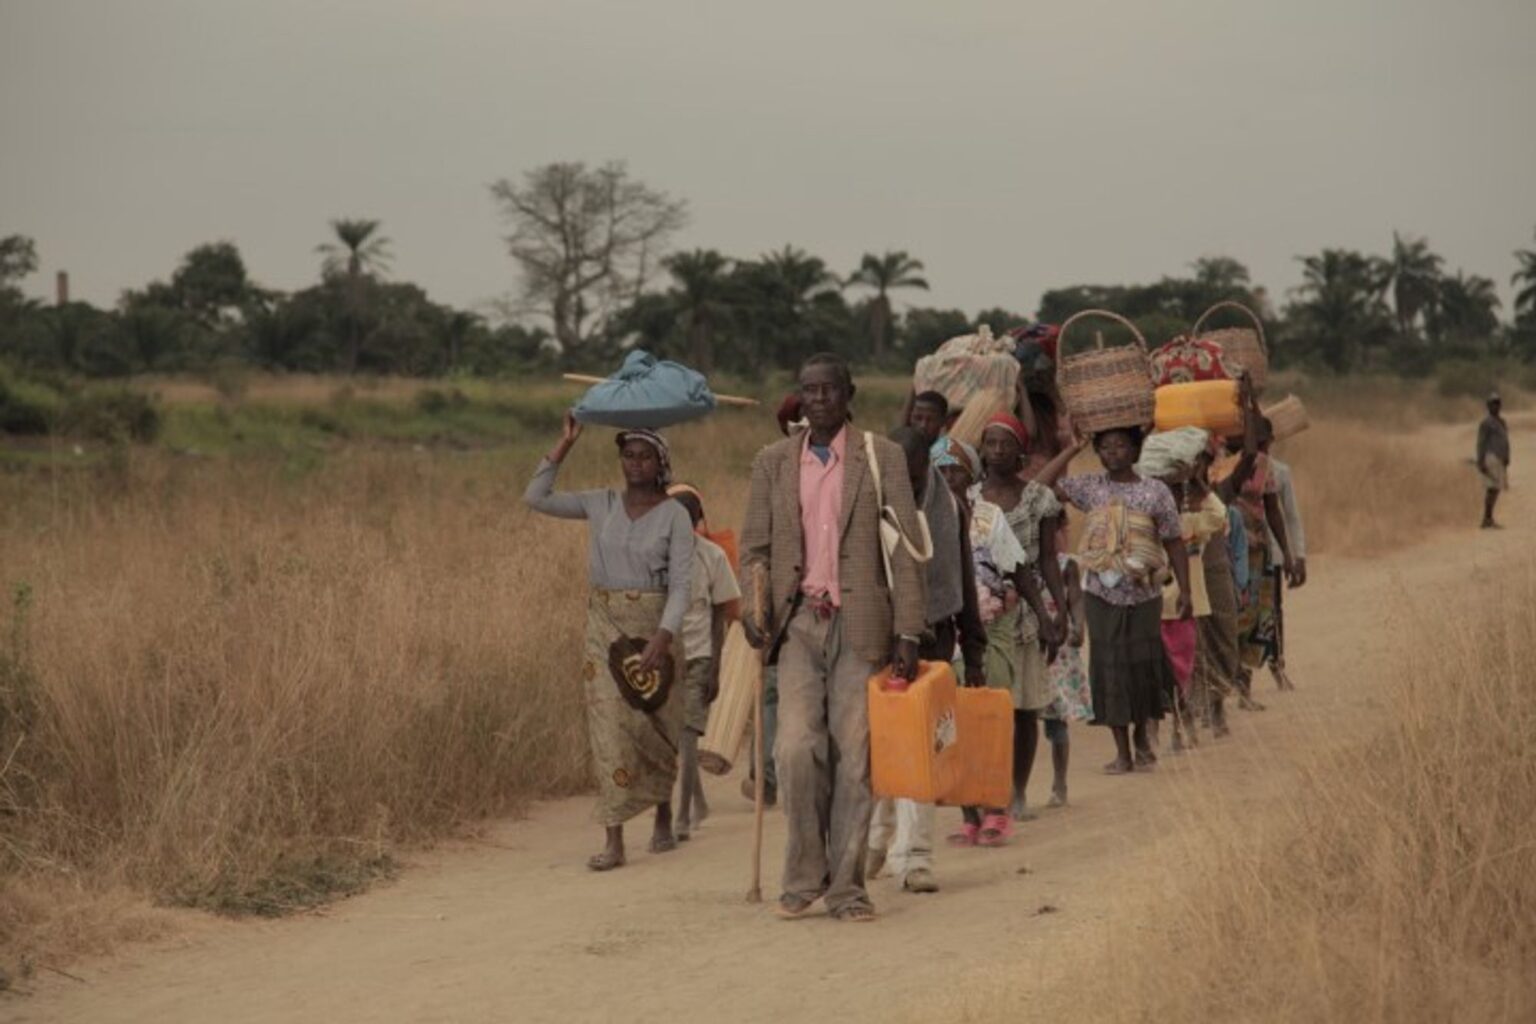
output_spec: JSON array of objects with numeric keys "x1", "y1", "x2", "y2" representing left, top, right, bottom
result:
[{"x1": 975, "y1": 412, "x2": 1068, "y2": 828}]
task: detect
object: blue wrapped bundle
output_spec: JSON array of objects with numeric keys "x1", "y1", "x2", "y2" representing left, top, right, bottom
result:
[{"x1": 571, "y1": 350, "x2": 718, "y2": 428}]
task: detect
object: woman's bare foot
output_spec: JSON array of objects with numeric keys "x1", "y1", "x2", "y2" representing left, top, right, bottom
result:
[
  {"x1": 650, "y1": 804, "x2": 676, "y2": 853},
  {"x1": 588, "y1": 827, "x2": 626, "y2": 871},
  {"x1": 1270, "y1": 664, "x2": 1296, "y2": 692},
  {"x1": 1103, "y1": 758, "x2": 1133, "y2": 775},
  {"x1": 1047, "y1": 785, "x2": 1067, "y2": 808},
  {"x1": 1009, "y1": 795, "x2": 1038, "y2": 822},
  {"x1": 1133, "y1": 747, "x2": 1158, "y2": 769}
]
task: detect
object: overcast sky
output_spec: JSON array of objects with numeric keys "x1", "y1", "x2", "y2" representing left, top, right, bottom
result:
[{"x1": 3, "y1": 0, "x2": 1534, "y2": 321}]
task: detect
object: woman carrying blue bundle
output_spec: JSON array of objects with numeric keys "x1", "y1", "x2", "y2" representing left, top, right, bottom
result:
[{"x1": 524, "y1": 412, "x2": 695, "y2": 871}]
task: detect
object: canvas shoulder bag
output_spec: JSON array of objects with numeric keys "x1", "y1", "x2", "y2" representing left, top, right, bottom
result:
[{"x1": 863, "y1": 431, "x2": 933, "y2": 586}]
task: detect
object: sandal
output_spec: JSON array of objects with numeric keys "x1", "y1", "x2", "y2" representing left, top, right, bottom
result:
[
  {"x1": 830, "y1": 903, "x2": 878, "y2": 924},
  {"x1": 977, "y1": 814, "x2": 1010, "y2": 847},
  {"x1": 946, "y1": 823, "x2": 979, "y2": 847},
  {"x1": 1102, "y1": 759, "x2": 1133, "y2": 775},
  {"x1": 776, "y1": 891, "x2": 821, "y2": 920}
]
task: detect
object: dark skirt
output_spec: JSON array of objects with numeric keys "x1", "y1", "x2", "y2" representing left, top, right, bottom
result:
[
  {"x1": 1084, "y1": 593, "x2": 1172, "y2": 728},
  {"x1": 1191, "y1": 538, "x2": 1240, "y2": 712}
]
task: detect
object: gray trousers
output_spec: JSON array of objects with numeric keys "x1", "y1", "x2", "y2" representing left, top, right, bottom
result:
[{"x1": 775, "y1": 605, "x2": 875, "y2": 912}]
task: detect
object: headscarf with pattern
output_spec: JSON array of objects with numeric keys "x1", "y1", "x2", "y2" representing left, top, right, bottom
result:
[
  {"x1": 930, "y1": 436, "x2": 980, "y2": 481},
  {"x1": 614, "y1": 429, "x2": 673, "y2": 487}
]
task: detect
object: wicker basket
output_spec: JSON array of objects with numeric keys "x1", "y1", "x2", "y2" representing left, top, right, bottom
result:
[
  {"x1": 1262, "y1": 394, "x2": 1309, "y2": 442},
  {"x1": 1192, "y1": 301, "x2": 1269, "y2": 393},
  {"x1": 1056, "y1": 310, "x2": 1155, "y2": 435},
  {"x1": 947, "y1": 389, "x2": 1013, "y2": 450}
]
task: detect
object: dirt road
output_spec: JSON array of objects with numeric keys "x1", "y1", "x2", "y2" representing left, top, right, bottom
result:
[{"x1": 9, "y1": 421, "x2": 1528, "y2": 1024}]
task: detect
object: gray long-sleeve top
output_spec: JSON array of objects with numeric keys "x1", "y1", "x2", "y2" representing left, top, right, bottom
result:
[
  {"x1": 1267, "y1": 457, "x2": 1306, "y2": 563},
  {"x1": 523, "y1": 457, "x2": 694, "y2": 636}
]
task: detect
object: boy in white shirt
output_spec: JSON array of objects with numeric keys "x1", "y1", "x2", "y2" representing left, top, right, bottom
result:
[{"x1": 667, "y1": 484, "x2": 742, "y2": 840}]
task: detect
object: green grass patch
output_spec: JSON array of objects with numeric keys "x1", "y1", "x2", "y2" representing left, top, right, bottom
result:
[{"x1": 170, "y1": 853, "x2": 398, "y2": 918}]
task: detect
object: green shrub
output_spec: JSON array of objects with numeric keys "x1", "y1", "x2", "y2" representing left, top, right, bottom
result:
[
  {"x1": 0, "y1": 363, "x2": 60, "y2": 434},
  {"x1": 414, "y1": 387, "x2": 469, "y2": 416},
  {"x1": 298, "y1": 408, "x2": 346, "y2": 435},
  {"x1": 58, "y1": 389, "x2": 161, "y2": 443}
]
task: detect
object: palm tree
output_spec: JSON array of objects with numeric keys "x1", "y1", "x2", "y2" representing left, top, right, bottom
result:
[
  {"x1": 761, "y1": 245, "x2": 838, "y2": 308},
  {"x1": 663, "y1": 249, "x2": 733, "y2": 373},
  {"x1": 1512, "y1": 227, "x2": 1536, "y2": 325},
  {"x1": 844, "y1": 250, "x2": 929, "y2": 359},
  {"x1": 1287, "y1": 249, "x2": 1393, "y2": 373},
  {"x1": 1429, "y1": 270, "x2": 1501, "y2": 345},
  {"x1": 1378, "y1": 231, "x2": 1443, "y2": 338},
  {"x1": 318, "y1": 219, "x2": 392, "y2": 280},
  {"x1": 317, "y1": 219, "x2": 392, "y2": 373}
]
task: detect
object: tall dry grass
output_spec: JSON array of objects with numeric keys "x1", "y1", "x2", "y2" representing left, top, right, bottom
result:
[
  {"x1": 1041, "y1": 568, "x2": 1536, "y2": 1023},
  {"x1": 0, "y1": 376, "x2": 1495, "y2": 975},
  {"x1": 1278, "y1": 417, "x2": 1479, "y2": 556},
  {"x1": 0, "y1": 412, "x2": 762, "y2": 972}
]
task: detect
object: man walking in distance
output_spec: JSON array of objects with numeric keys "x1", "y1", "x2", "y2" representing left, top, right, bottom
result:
[
  {"x1": 741, "y1": 353, "x2": 927, "y2": 923},
  {"x1": 1478, "y1": 392, "x2": 1511, "y2": 529}
]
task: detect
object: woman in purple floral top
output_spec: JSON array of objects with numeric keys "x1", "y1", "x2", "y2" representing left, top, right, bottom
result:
[{"x1": 1037, "y1": 428, "x2": 1192, "y2": 774}]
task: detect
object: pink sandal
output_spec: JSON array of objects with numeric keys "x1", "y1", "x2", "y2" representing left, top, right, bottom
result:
[
  {"x1": 977, "y1": 814, "x2": 1010, "y2": 847},
  {"x1": 946, "y1": 823, "x2": 979, "y2": 847}
]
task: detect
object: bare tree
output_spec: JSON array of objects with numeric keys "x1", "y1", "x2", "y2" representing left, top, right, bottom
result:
[{"x1": 489, "y1": 161, "x2": 687, "y2": 355}]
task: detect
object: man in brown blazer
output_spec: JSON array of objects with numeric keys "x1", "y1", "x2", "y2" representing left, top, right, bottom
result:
[{"x1": 741, "y1": 353, "x2": 927, "y2": 923}]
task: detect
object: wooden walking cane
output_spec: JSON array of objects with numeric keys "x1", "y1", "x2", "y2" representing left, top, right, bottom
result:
[
  {"x1": 746, "y1": 565, "x2": 768, "y2": 904},
  {"x1": 747, "y1": 655, "x2": 766, "y2": 904}
]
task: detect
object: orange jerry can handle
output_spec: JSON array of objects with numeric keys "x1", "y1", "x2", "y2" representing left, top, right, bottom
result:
[{"x1": 872, "y1": 660, "x2": 945, "y2": 694}]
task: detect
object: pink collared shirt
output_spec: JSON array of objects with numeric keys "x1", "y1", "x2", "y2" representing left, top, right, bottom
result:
[{"x1": 799, "y1": 426, "x2": 847, "y2": 606}]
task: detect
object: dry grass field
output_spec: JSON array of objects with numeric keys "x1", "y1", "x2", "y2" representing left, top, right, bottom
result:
[
  {"x1": 0, "y1": 372, "x2": 1525, "y2": 1014},
  {"x1": 945, "y1": 550, "x2": 1536, "y2": 1024}
]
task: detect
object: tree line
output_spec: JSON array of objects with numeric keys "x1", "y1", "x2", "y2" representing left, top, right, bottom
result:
[{"x1": 3, "y1": 161, "x2": 1535, "y2": 383}]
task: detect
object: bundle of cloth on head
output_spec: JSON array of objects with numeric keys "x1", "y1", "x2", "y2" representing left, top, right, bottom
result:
[
  {"x1": 1009, "y1": 322, "x2": 1061, "y2": 395},
  {"x1": 930, "y1": 435, "x2": 980, "y2": 480},
  {"x1": 573, "y1": 350, "x2": 717, "y2": 428},
  {"x1": 614, "y1": 428, "x2": 673, "y2": 487},
  {"x1": 1149, "y1": 334, "x2": 1233, "y2": 386},
  {"x1": 1135, "y1": 426, "x2": 1211, "y2": 480},
  {"x1": 912, "y1": 325, "x2": 1019, "y2": 410}
]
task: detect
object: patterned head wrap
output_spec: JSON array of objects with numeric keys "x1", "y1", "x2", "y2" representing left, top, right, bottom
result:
[
  {"x1": 930, "y1": 436, "x2": 980, "y2": 480},
  {"x1": 982, "y1": 412, "x2": 1030, "y2": 450},
  {"x1": 615, "y1": 429, "x2": 672, "y2": 487},
  {"x1": 1136, "y1": 426, "x2": 1211, "y2": 480}
]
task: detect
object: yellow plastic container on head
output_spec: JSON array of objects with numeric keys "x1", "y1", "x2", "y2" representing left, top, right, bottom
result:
[
  {"x1": 868, "y1": 661, "x2": 959, "y2": 803},
  {"x1": 939, "y1": 687, "x2": 1015, "y2": 809},
  {"x1": 1154, "y1": 380, "x2": 1244, "y2": 436}
]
